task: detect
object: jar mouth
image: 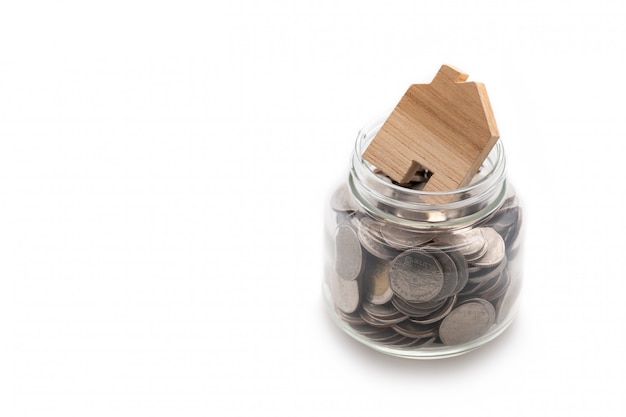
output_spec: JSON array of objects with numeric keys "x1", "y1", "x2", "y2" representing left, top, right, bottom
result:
[{"x1": 349, "y1": 117, "x2": 507, "y2": 227}]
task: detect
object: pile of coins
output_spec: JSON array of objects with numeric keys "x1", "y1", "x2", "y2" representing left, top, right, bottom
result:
[{"x1": 327, "y1": 182, "x2": 522, "y2": 348}]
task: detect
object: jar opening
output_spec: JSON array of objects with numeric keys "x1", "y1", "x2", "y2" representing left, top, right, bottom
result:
[{"x1": 349, "y1": 118, "x2": 507, "y2": 227}]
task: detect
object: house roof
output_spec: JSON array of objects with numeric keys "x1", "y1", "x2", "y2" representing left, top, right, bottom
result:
[{"x1": 362, "y1": 64, "x2": 499, "y2": 195}]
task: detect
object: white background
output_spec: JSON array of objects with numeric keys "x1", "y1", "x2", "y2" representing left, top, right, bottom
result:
[{"x1": 1, "y1": 1, "x2": 624, "y2": 416}]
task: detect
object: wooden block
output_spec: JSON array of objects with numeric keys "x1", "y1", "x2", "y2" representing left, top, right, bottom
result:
[{"x1": 363, "y1": 64, "x2": 499, "y2": 196}]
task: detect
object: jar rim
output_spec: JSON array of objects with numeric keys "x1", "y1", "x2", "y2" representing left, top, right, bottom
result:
[{"x1": 349, "y1": 117, "x2": 508, "y2": 226}]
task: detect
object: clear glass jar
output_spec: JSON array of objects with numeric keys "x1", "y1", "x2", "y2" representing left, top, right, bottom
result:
[{"x1": 324, "y1": 118, "x2": 523, "y2": 359}]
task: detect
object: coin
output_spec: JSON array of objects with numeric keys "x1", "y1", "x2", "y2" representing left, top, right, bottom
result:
[
  {"x1": 350, "y1": 324, "x2": 385, "y2": 336},
  {"x1": 471, "y1": 228, "x2": 505, "y2": 268},
  {"x1": 425, "y1": 247, "x2": 459, "y2": 301},
  {"x1": 360, "y1": 305, "x2": 408, "y2": 326},
  {"x1": 409, "y1": 295, "x2": 457, "y2": 325},
  {"x1": 328, "y1": 185, "x2": 522, "y2": 353},
  {"x1": 359, "y1": 308, "x2": 392, "y2": 327},
  {"x1": 389, "y1": 249, "x2": 445, "y2": 303},
  {"x1": 434, "y1": 228, "x2": 487, "y2": 262},
  {"x1": 487, "y1": 196, "x2": 518, "y2": 229},
  {"x1": 330, "y1": 272, "x2": 360, "y2": 314},
  {"x1": 380, "y1": 223, "x2": 434, "y2": 249},
  {"x1": 358, "y1": 218, "x2": 399, "y2": 260},
  {"x1": 367, "y1": 328, "x2": 404, "y2": 342},
  {"x1": 335, "y1": 307, "x2": 367, "y2": 325},
  {"x1": 361, "y1": 254, "x2": 394, "y2": 305},
  {"x1": 334, "y1": 224, "x2": 364, "y2": 280},
  {"x1": 439, "y1": 298, "x2": 496, "y2": 345},
  {"x1": 391, "y1": 295, "x2": 447, "y2": 317},
  {"x1": 362, "y1": 300, "x2": 403, "y2": 320},
  {"x1": 386, "y1": 335, "x2": 418, "y2": 347},
  {"x1": 480, "y1": 270, "x2": 510, "y2": 302},
  {"x1": 392, "y1": 320, "x2": 438, "y2": 339},
  {"x1": 447, "y1": 248, "x2": 469, "y2": 295},
  {"x1": 468, "y1": 256, "x2": 507, "y2": 284}
]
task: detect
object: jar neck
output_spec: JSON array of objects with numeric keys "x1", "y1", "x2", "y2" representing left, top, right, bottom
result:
[{"x1": 349, "y1": 118, "x2": 507, "y2": 229}]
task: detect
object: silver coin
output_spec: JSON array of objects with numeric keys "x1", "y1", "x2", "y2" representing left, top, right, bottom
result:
[
  {"x1": 366, "y1": 328, "x2": 404, "y2": 342},
  {"x1": 409, "y1": 295, "x2": 457, "y2": 325},
  {"x1": 391, "y1": 295, "x2": 447, "y2": 317},
  {"x1": 468, "y1": 256, "x2": 507, "y2": 284},
  {"x1": 386, "y1": 334, "x2": 421, "y2": 347},
  {"x1": 330, "y1": 272, "x2": 360, "y2": 314},
  {"x1": 335, "y1": 307, "x2": 367, "y2": 325},
  {"x1": 439, "y1": 298, "x2": 496, "y2": 346},
  {"x1": 392, "y1": 320, "x2": 438, "y2": 339},
  {"x1": 350, "y1": 324, "x2": 384, "y2": 336},
  {"x1": 447, "y1": 248, "x2": 469, "y2": 295},
  {"x1": 362, "y1": 255, "x2": 394, "y2": 305},
  {"x1": 488, "y1": 197, "x2": 519, "y2": 229},
  {"x1": 362, "y1": 300, "x2": 402, "y2": 320},
  {"x1": 358, "y1": 218, "x2": 399, "y2": 260},
  {"x1": 389, "y1": 249, "x2": 445, "y2": 303},
  {"x1": 425, "y1": 248, "x2": 459, "y2": 302},
  {"x1": 434, "y1": 228, "x2": 487, "y2": 262},
  {"x1": 380, "y1": 223, "x2": 434, "y2": 250},
  {"x1": 471, "y1": 228, "x2": 505, "y2": 268},
  {"x1": 396, "y1": 336, "x2": 437, "y2": 348},
  {"x1": 480, "y1": 270, "x2": 510, "y2": 302},
  {"x1": 502, "y1": 209, "x2": 522, "y2": 248},
  {"x1": 359, "y1": 308, "x2": 392, "y2": 328},
  {"x1": 330, "y1": 184, "x2": 357, "y2": 213},
  {"x1": 457, "y1": 281, "x2": 481, "y2": 298},
  {"x1": 334, "y1": 224, "x2": 364, "y2": 280},
  {"x1": 360, "y1": 305, "x2": 408, "y2": 325}
]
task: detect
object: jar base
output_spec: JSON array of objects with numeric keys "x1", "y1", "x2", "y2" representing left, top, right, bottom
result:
[{"x1": 323, "y1": 283, "x2": 516, "y2": 360}]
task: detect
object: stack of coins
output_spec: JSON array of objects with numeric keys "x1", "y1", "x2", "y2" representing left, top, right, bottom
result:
[{"x1": 328, "y1": 180, "x2": 522, "y2": 348}]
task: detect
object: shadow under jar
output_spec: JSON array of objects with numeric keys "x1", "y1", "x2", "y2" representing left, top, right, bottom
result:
[{"x1": 324, "y1": 118, "x2": 524, "y2": 359}]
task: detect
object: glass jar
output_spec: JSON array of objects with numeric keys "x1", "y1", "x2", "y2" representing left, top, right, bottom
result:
[{"x1": 323, "y1": 118, "x2": 523, "y2": 359}]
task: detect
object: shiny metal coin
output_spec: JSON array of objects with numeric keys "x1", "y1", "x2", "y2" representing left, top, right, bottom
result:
[
  {"x1": 409, "y1": 295, "x2": 457, "y2": 325},
  {"x1": 391, "y1": 295, "x2": 447, "y2": 317},
  {"x1": 389, "y1": 249, "x2": 445, "y2": 303},
  {"x1": 468, "y1": 256, "x2": 507, "y2": 284},
  {"x1": 358, "y1": 218, "x2": 399, "y2": 260},
  {"x1": 366, "y1": 328, "x2": 404, "y2": 342},
  {"x1": 335, "y1": 307, "x2": 367, "y2": 325},
  {"x1": 380, "y1": 223, "x2": 434, "y2": 249},
  {"x1": 392, "y1": 320, "x2": 438, "y2": 339},
  {"x1": 362, "y1": 300, "x2": 401, "y2": 320},
  {"x1": 330, "y1": 272, "x2": 360, "y2": 314},
  {"x1": 386, "y1": 334, "x2": 420, "y2": 347},
  {"x1": 480, "y1": 270, "x2": 510, "y2": 302},
  {"x1": 349, "y1": 324, "x2": 385, "y2": 336},
  {"x1": 360, "y1": 306, "x2": 408, "y2": 326},
  {"x1": 425, "y1": 247, "x2": 459, "y2": 301},
  {"x1": 362, "y1": 255, "x2": 394, "y2": 305},
  {"x1": 471, "y1": 228, "x2": 505, "y2": 268},
  {"x1": 334, "y1": 224, "x2": 364, "y2": 280},
  {"x1": 359, "y1": 308, "x2": 393, "y2": 328},
  {"x1": 434, "y1": 228, "x2": 487, "y2": 262},
  {"x1": 447, "y1": 248, "x2": 469, "y2": 295},
  {"x1": 439, "y1": 298, "x2": 496, "y2": 346}
]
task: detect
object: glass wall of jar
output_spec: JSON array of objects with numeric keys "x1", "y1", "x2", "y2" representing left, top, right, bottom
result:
[{"x1": 324, "y1": 118, "x2": 523, "y2": 359}]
